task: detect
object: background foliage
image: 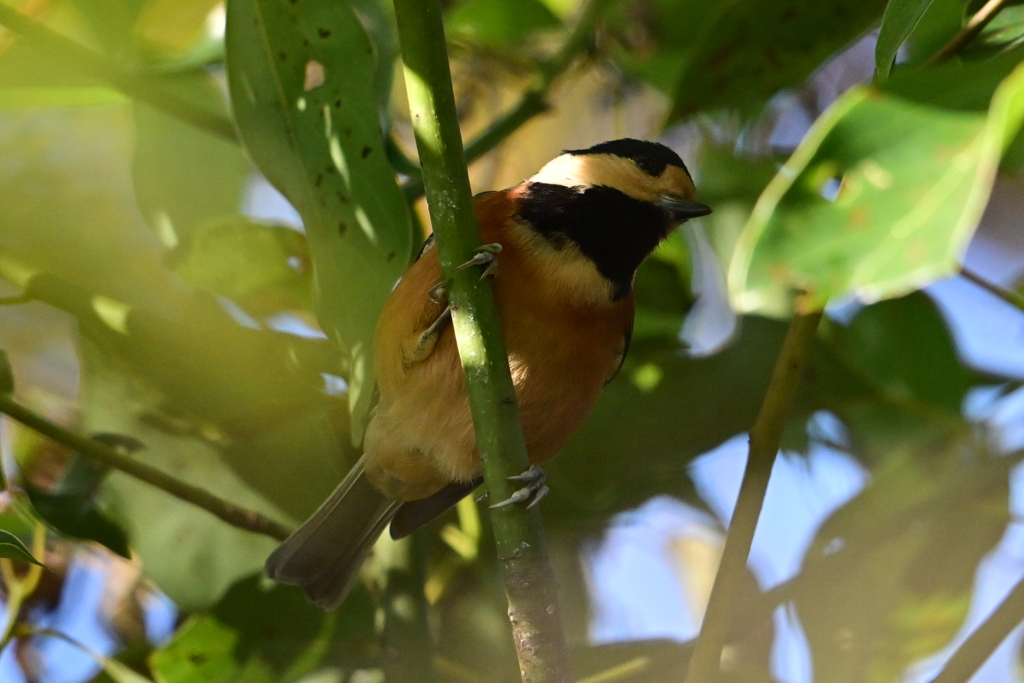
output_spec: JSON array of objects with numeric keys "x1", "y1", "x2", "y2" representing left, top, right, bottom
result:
[{"x1": 1, "y1": 0, "x2": 1024, "y2": 681}]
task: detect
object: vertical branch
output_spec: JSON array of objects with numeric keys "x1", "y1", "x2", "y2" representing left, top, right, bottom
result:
[
  {"x1": 391, "y1": 1, "x2": 573, "y2": 682},
  {"x1": 685, "y1": 311, "x2": 823, "y2": 683}
]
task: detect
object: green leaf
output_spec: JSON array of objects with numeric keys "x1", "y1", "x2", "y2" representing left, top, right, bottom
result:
[
  {"x1": 149, "y1": 574, "x2": 377, "y2": 682},
  {"x1": 728, "y1": 56, "x2": 1024, "y2": 316},
  {"x1": 168, "y1": 215, "x2": 312, "y2": 316},
  {"x1": 132, "y1": 72, "x2": 252, "y2": 247},
  {"x1": 630, "y1": 0, "x2": 888, "y2": 121},
  {"x1": 0, "y1": 529, "x2": 43, "y2": 566},
  {"x1": 876, "y1": 0, "x2": 936, "y2": 80},
  {"x1": 794, "y1": 445, "x2": 1010, "y2": 683},
  {"x1": 830, "y1": 294, "x2": 980, "y2": 412},
  {"x1": 149, "y1": 617, "x2": 249, "y2": 683},
  {"x1": 0, "y1": 348, "x2": 13, "y2": 395},
  {"x1": 446, "y1": 0, "x2": 561, "y2": 47},
  {"x1": 225, "y1": 0, "x2": 414, "y2": 440}
]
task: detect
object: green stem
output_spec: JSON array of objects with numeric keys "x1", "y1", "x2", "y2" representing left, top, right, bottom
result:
[
  {"x1": 392, "y1": 1, "x2": 572, "y2": 681},
  {"x1": 927, "y1": 574, "x2": 1024, "y2": 683},
  {"x1": 401, "y1": 0, "x2": 610, "y2": 202},
  {"x1": 960, "y1": 267, "x2": 1024, "y2": 314},
  {"x1": 0, "y1": 3, "x2": 238, "y2": 143},
  {"x1": 0, "y1": 394, "x2": 293, "y2": 541},
  {"x1": 926, "y1": 0, "x2": 1013, "y2": 64},
  {"x1": 684, "y1": 311, "x2": 822, "y2": 683}
]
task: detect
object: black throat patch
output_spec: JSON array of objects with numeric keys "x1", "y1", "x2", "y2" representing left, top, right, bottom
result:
[{"x1": 518, "y1": 182, "x2": 671, "y2": 300}]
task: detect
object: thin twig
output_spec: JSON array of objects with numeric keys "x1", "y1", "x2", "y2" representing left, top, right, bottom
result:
[
  {"x1": 684, "y1": 311, "x2": 823, "y2": 683},
  {"x1": 926, "y1": 0, "x2": 1013, "y2": 65},
  {"x1": 0, "y1": 394, "x2": 293, "y2": 541},
  {"x1": 0, "y1": 293, "x2": 32, "y2": 306},
  {"x1": 0, "y1": 3, "x2": 238, "y2": 143},
  {"x1": 401, "y1": 0, "x2": 610, "y2": 201},
  {"x1": 928, "y1": 574, "x2": 1024, "y2": 683},
  {"x1": 393, "y1": 0, "x2": 573, "y2": 680},
  {"x1": 960, "y1": 266, "x2": 1024, "y2": 313}
]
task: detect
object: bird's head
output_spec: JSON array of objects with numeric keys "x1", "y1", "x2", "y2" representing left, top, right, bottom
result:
[{"x1": 512, "y1": 138, "x2": 711, "y2": 302}]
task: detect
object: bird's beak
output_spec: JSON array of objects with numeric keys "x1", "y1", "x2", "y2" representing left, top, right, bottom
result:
[{"x1": 660, "y1": 195, "x2": 712, "y2": 223}]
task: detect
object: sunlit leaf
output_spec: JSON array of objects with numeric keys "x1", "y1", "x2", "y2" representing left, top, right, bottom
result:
[
  {"x1": 876, "y1": 0, "x2": 936, "y2": 79},
  {"x1": 132, "y1": 72, "x2": 251, "y2": 247},
  {"x1": 446, "y1": 0, "x2": 561, "y2": 47},
  {"x1": 225, "y1": 0, "x2": 413, "y2": 440},
  {"x1": 168, "y1": 215, "x2": 312, "y2": 316},
  {"x1": 0, "y1": 529, "x2": 43, "y2": 566},
  {"x1": 132, "y1": 0, "x2": 223, "y2": 55},
  {"x1": 728, "y1": 55, "x2": 1024, "y2": 316}
]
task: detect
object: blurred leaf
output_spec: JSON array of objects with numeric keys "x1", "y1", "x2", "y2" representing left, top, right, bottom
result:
[
  {"x1": 828, "y1": 293, "x2": 977, "y2": 413},
  {"x1": 0, "y1": 348, "x2": 13, "y2": 394},
  {"x1": 446, "y1": 0, "x2": 561, "y2": 47},
  {"x1": 168, "y1": 216, "x2": 312, "y2": 317},
  {"x1": 901, "y1": 0, "x2": 965, "y2": 65},
  {"x1": 876, "y1": 0, "x2": 936, "y2": 79},
  {"x1": 66, "y1": 0, "x2": 152, "y2": 54},
  {"x1": 962, "y1": 6, "x2": 1024, "y2": 60},
  {"x1": 639, "y1": 0, "x2": 888, "y2": 121},
  {"x1": 149, "y1": 616, "x2": 256, "y2": 683},
  {"x1": 0, "y1": 86, "x2": 125, "y2": 109},
  {"x1": 794, "y1": 444, "x2": 1010, "y2": 683},
  {"x1": 571, "y1": 640, "x2": 692, "y2": 683},
  {"x1": 132, "y1": 72, "x2": 251, "y2": 247},
  {"x1": 26, "y1": 485, "x2": 130, "y2": 557},
  {"x1": 79, "y1": 337, "x2": 287, "y2": 609},
  {"x1": 728, "y1": 56, "x2": 1024, "y2": 316},
  {"x1": 0, "y1": 529, "x2": 43, "y2": 566},
  {"x1": 225, "y1": 0, "x2": 413, "y2": 440},
  {"x1": 149, "y1": 574, "x2": 377, "y2": 682},
  {"x1": 546, "y1": 316, "x2": 790, "y2": 521},
  {"x1": 132, "y1": 0, "x2": 223, "y2": 55}
]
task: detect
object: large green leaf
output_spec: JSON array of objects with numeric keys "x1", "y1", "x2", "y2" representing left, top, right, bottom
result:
[
  {"x1": 225, "y1": 0, "x2": 413, "y2": 438},
  {"x1": 728, "y1": 55, "x2": 1024, "y2": 316},
  {"x1": 446, "y1": 0, "x2": 561, "y2": 47},
  {"x1": 149, "y1": 574, "x2": 377, "y2": 682},
  {"x1": 132, "y1": 72, "x2": 251, "y2": 246},
  {"x1": 168, "y1": 215, "x2": 312, "y2": 317},
  {"x1": 618, "y1": 0, "x2": 888, "y2": 122},
  {"x1": 876, "y1": 0, "x2": 936, "y2": 79},
  {"x1": 793, "y1": 445, "x2": 1011, "y2": 683}
]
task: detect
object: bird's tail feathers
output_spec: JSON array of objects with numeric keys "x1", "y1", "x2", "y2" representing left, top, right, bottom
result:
[{"x1": 265, "y1": 455, "x2": 399, "y2": 609}]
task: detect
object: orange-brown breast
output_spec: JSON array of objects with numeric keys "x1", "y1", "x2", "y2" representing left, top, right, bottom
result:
[{"x1": 364, "y1": 191, "x2": 634, "y2": 502}]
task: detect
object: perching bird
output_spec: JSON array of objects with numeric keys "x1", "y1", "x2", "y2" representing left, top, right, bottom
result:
[{"x1": 265, "y1": 138, "x2": 711, "y2": 609}]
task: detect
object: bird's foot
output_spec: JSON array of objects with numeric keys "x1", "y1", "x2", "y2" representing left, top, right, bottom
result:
[
  {"x1": 489, "y1": 465, "x2": 549, "y2": 510},
  {"x1": 427, "y1": 243, "x2": 503, "y2": 303}
]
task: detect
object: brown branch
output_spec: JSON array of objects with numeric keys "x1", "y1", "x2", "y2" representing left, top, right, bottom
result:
[
  {"x1": 684, "y1": 311, "x2": 823, "y2": 683},
  {"x1": 0, "y1": 394, "x2": 293, "y2": 541},
  {"x1": 928, "y1": 574, "x2": 1024, "y2": 683},
  {"x1": 960, "y1": 266, "x2": 1024, "y2": 313},
  {"x1": 927, "y1": 0, "x2": 1013, "y2": 65}
]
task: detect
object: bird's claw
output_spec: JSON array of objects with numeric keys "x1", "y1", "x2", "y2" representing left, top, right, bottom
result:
[
  {"x1": 489, "y1": 465, "x2": 549, "y2": 510},
  {"x1": 429, "y1": 244, "x2": 503, "y2": 303},
  {"x1": 453, "y1": 243, "x2": 503, "y2": 280}
]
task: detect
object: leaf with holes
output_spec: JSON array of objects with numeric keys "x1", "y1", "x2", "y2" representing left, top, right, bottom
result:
[
  {"x1": 728, "y1": 55, "x2": 1024, "y2": 316},
  {"x1": 225, "y1": 0, "x2": 413, "y2": 439}
]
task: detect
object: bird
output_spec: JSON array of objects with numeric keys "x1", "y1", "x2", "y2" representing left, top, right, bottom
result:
[{"x1": 265, "y1": 138, "x2": 712, "y2": 609}]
